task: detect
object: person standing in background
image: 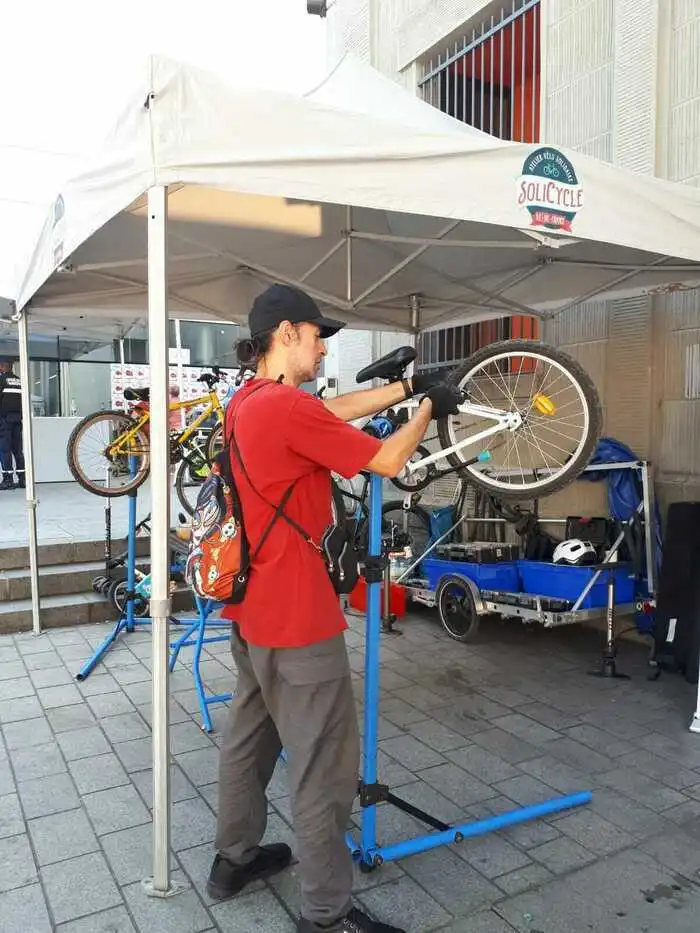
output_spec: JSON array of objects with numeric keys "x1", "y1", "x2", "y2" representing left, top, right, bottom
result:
[{"x1": 0, "y1": 358, "x2": 25, "y2": 490}]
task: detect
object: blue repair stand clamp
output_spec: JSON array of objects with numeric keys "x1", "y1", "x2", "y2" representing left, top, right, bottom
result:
[{"x1": 346, "y1": 473, "x2": 592, "y2": 872}]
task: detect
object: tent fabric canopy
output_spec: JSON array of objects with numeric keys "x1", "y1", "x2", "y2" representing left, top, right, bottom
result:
[
  {"x1": 12, "y1": 54, "x2": 700, "y2": 335},
  {"x1": 7, "y1": 50, "x2": 700, "y2": 893}
]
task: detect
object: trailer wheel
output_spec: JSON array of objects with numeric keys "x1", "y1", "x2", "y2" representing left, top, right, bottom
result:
[{"x1": 436, "y1": 574, "x2": 480, "y2": 642}]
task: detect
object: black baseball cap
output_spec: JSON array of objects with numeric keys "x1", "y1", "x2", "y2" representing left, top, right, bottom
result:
[{"x1": 249, "y1": 284, "x2": 346, "y2": 339}]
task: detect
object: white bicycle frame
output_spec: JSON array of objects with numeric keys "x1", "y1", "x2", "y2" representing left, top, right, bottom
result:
[{"x1": 351, "y1": 396, "x2": 523, "y2": 479}]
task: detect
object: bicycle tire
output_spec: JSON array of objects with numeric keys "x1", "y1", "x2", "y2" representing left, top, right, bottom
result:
[
  {"x1": 109, "y1": 579, "x2": 149, "y2": 618},
  {"x1": 390, "y1": 445, "x2": 438, "y2": 493},
  {"x1": 357, "y1": 500, "x2": 431, "y2": 559},
  {"x1": 206, "y1": 423, "x2": 225, "y2": 461},
  {"x1": 67, "y1": 410, "x2": 150, "y2": 497},
  {"x1": 174, "y1": 457, "x2": 206, "y2": 518},
  {"x1": 438, "y1": 339, "x2": 602, "y2": 500}
]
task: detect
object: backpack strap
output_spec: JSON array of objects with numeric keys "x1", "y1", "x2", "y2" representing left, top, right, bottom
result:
[{"x1": 228, "y1": 382, "x2": 322, "y2": 557}]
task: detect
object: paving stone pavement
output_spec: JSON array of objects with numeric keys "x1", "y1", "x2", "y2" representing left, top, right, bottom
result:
[{"x1": 1, "y1": 609, "x2": 699, "y2": 932}]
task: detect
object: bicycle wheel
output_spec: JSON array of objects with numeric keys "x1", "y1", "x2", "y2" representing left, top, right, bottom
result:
[
  {"x1": 174, "y1": 457, "x2": 208, "y2": 517},
  {"x1": 357, "y1": 500, "x2": 431, "y2": 560},
  {"x1": 438, "y1": 340, "x2": 602, "y2": 499},
  {"x1": 67, "y1": 411, "x2": 150, "y2": 497},
  {"x1": 206, "y1": 423, "x2": 225, "y2": 461},
  {"x1": 390, "y1": 445, "x2": 438, "y2": 493}
]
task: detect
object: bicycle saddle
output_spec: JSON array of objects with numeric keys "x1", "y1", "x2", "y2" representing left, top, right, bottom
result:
[
  {"x1": 124, "y1": 387, "x2": 150, "y2": 402},
  {"x1": 197, "y1": 372, "x2": 218, "y2": 388},
  {"x1": 355, "y1": 346, "x2": 417, "y2": 384}
]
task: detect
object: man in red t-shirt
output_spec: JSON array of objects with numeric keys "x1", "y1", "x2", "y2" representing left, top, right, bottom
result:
[{"x1": 207, "y1": 284, "x2": 461, "y2": 933}]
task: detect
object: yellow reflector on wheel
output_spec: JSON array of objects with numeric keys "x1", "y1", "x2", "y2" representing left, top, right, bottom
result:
[{"x1": 533, "y1": 393, "x2": 556, "y2": 416}]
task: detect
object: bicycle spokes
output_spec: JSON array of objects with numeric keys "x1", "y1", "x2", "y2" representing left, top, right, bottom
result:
[
  {"x1": 443, "y1": 344, "x2": 597, "y2": 497},
  {"x1": 70, "y1": 413, "x2": 150, "y2": 494}
]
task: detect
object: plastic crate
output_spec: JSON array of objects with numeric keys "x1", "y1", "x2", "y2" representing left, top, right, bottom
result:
[
  {"x1": 517, "y1": 560, "x2": 636, "y2": 610},
  {"x1": 422, "y1": 557, "x2": 520, "y2": 594}
]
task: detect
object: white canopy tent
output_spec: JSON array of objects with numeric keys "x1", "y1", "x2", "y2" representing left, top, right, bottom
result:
[{"x1": 8, "y1": 52, "x2": 700, "y2": 896}]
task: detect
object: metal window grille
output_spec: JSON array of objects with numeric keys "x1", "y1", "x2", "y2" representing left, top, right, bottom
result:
[
  {"x1": 416, "y1": 317, "x2": 540, "y2": 371},
  {"x1": 419, "y1": 0, "x2": 541, "y2": 143},
  {"x1": 416, "y1": 0, "x2": 541, "y2": 373}
]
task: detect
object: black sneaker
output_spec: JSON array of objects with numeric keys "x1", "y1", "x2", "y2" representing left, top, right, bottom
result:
[
  {"x1": 0, "y1": 481, "x2": 14, "y2": 491},
  {"x1": 297, "y1": 906, "x2": 407, "y2": 932},
  {"x1": 206, "y1": 843, "x2": 292, "y2": 900}
]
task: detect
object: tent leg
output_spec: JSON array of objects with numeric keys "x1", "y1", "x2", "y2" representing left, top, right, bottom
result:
[
  {"x1": 141, "y1": 185, "x2": 185, "y2": 900},
  {"x1": 691, "y1": 688, "x2": 700, "y2": 734},
  {"x1": 17, "y1": 310, "x2": 42, "y2": 637}
]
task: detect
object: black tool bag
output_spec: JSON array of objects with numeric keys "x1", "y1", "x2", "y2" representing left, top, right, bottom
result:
[{"x1": 320, "y1": 485, "x2": 361, "y2": 595}]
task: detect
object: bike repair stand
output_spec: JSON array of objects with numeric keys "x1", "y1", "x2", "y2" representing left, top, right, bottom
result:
[
  {"x1": 76, "y1": 476, "x2": 151, "y2": 680},
  {"x1": 346, "y1": 474, "x2": 593, "y2": 873},
  {"x1": 589, "y1": 555, "x2": 629, "y2": 680}
]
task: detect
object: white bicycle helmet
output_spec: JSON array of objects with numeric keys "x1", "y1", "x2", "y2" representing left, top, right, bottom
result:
[{"x1": 552, "y1": 539, "x2": 597, "y2": 565}]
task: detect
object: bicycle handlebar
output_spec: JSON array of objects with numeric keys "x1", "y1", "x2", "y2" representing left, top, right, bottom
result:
[{"x1": 197, "y1": 369, "x2": 225, "y2": 388}]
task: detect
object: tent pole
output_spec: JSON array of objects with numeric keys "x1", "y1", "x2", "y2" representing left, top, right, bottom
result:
[
  {"x1": 410, "y1": 294, "x2": 421, "y2": 335},
  {"x1": 142, "y1": 185, "x2": 182, "y2": 899},
  {"x1": 346, "y1": 206, "x2": 352, "y2": 304},
  {"x1": 16, "y1": 308, "x2": 42, "y2": 636}
]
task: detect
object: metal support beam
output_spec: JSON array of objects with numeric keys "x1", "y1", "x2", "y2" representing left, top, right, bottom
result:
[
  {"x1": 549, "y1": 259, "x2": 700, "y2": 275},
  {"x1": 549, "y1": 256, "x2": 671, "y2": 320},
  {"x1": 346, "y1": 207, "x2": 353, "y2": 304},
  {"x1": 352, "y1": 220, "x2": 462, "y2": 306},
  {"x1": 16, "y1": 307, "x2": 42, "y2": 636},
  {"x1": 349, "y1": 230, "x2": 540, "y2": 251},
  {"x1": 141, "y1": 185, "x2": 183, "y2": 901},
  {"x1": 168, "y1": 229, "x2": 352, "y2": 312},
  {"x1": 410, "y1": 294, "x2": 421, "y2": 333},
  {"x1": 298, "y1": 239, "x2": 346, "y2": 284}
]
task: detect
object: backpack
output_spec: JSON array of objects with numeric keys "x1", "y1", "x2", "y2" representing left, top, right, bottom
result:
[
  {"x1": 185, "y1": 382, "x2": 359, "y2": 602},
  {"x1": 184, "y1": 448, "x2": 251, "y2": 603},
  {"x1": 184, "y1": 382, "x2": 275, "y2": 604}
]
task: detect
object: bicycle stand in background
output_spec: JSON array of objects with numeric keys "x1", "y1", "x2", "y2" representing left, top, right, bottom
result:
[
  {"x1": 75, "y1": 458, "x2": 184, "y2": 681},
  {"x1": 74, "y1": 462, "x2": 238, "y2": 731},
  {"x1": 346, "y1": 473, "x2": 593, "y2": 874}
]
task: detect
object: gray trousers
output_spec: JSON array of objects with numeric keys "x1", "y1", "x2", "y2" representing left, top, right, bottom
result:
[{"x1": 216, "y1": 623, "x2": 360, "y2": 926}]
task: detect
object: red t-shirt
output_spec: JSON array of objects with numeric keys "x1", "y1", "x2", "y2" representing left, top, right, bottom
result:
[{"x1": 220, "y1": 379, "x2": 381, "y2": 648}]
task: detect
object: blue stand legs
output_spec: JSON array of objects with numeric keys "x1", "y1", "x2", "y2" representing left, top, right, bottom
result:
[
  {"x1": 76, "y1": 486, "x2": 146, "y2": 681},
  {"x1": 346, "y1": 474, "x2": 592, "y2": 872},
  {"x1": 168, "y1": 596, "x2": 232, "y2": 732}
]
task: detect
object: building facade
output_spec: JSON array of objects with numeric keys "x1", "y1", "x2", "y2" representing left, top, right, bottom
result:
[{"x1": 327, "y1": 0, "x2": 700, "y2": 512}]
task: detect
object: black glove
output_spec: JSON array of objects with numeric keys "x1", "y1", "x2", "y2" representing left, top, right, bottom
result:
[
  {"x1": 424, "y1": 383, "x2": 463, "y2": 419},
  {"x1": 410, "y1": 372, "x2": 446, "y2": 396}
]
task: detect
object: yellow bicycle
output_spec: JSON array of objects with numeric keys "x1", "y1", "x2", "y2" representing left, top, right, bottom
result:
[{"x1": 67, "y1": 369, "x2": 228, "y2": 497}]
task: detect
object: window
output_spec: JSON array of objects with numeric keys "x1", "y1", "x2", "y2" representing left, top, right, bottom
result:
[
  {"x1": 420, "y1": 0, "x2": 541, "y2": 143},
  {"x1": 416, "y1": 317, "x2": 539, "y2": 371},
  {"x1": 417, "y1": 0, "x2": 541, "y2": 370}
]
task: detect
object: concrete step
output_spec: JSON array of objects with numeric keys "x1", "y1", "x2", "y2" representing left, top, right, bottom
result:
[
  {"x1": 0, "y1": 561, "x2": 121, "y2": 601},
  {"x1": 0, "y1": 536, "x2": 150, "y2": 571},
  {"x1": 0, "y1": 588, "x2": 195, "y2": 635}
]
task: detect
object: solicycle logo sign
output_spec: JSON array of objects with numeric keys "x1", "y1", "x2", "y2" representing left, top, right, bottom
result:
[{"x1": 517, "y1": 147, "x2": 583, "y2": 232}]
